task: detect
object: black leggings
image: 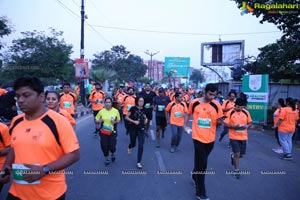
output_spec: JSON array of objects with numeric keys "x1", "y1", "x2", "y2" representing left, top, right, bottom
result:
[
  {"x1": 128, "y1": 127, "x2": 145, "y2": 163},
  {"x1": 192, "y1": 140, "x2": 214, "y2": 197}
]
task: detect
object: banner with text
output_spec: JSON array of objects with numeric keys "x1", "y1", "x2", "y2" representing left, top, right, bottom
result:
[
  {"x1": 164, "y1": 57, "x2": 190, "y2": 77},
  {"x1": 242, "y1": 74, "x2": 269, "y2": 125}
]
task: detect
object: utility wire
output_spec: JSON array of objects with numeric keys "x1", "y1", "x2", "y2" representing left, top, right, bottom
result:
[
  {"x1": 91, "y1": 24, "x2": 281, "y2": 36},
  {"x1": 54, "y1": 0, "x2": 114, "y2": 46}
]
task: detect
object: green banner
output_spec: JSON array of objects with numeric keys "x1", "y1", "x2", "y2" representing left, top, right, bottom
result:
[{"x1": 242, "y1": 74, "x2": 269, "y2": 125}]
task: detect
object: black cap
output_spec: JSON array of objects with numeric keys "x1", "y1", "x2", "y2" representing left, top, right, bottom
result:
[
  {"x1": 235, "y1": 98, "x2": 246, "y2": 106},
  {"x1": 158, "y1": 87, "x2": 164, "y2": 93}
]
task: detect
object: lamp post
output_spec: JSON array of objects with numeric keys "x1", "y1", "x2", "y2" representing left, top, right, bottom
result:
[{"x1": 144, "y1": 50, "x2": 160, "y2": 81}]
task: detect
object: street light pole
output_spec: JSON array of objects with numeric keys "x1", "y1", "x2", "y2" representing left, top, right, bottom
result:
[
  {"x1": 80, "y1": 0, "x2": 86, "y2": 106},
  {"x1": 145, "y1": 50, "x2": 159, "y2": 81}
]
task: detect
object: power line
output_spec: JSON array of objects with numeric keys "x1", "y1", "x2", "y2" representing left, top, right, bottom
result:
[
  {"x1": 54, "y1": 0, "x2": 114, "y2": 46},
  {"x1": 91, "y1": 24, "x2": 281, "y2": 36}
]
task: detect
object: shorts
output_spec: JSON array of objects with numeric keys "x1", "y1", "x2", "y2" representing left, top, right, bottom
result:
[
  {"x1": 144, "y1": 109, "x2": 153, "y2": 121},
  {"x1": 155, "y1": 116, "x2": 167, "y2": 128},
  {"x1": 230, "y1": 139, "x2": 247, "y2": 155}
]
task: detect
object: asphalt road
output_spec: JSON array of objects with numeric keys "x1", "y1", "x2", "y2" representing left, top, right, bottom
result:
[{"x1": 1, "y1": 113, "x2": 300, "y2": 200}]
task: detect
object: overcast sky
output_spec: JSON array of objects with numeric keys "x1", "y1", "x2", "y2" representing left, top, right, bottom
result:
[{"x1": 0, "y1": 0, "x2": 282, "y2": 68}]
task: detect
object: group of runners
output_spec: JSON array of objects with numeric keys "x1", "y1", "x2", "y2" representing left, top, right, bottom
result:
[{"x1": 0, "y1": 77, "x2": 299, "y2": 200}]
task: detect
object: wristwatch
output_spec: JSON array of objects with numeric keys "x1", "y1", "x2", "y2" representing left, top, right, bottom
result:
[{"x1": 42, "y1": 165, "x2": 50, "y2": 174}]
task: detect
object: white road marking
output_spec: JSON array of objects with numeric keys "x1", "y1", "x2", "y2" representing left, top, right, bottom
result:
[{"x1": 155, "y1": 151, "x2": 166, "y2": 171}]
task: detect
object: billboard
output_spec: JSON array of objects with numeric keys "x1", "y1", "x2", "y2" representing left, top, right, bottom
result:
[
  {"x1": 75, "y1": 58, "x2": 88, "y2": 78},
  {"x1": 164, "y1": 57, "x2": 190, "y2": 77},
  {"x1": 242, "y1": 74, "x2": 269, "y2": 125},
  {"x1": 201, "y1": 40, "x2": 245, "y2": 66}
]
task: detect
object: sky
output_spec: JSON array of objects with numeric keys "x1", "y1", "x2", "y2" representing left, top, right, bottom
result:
[{"x1": 0, "y1": 0, "x2": 282, "y2": 70}]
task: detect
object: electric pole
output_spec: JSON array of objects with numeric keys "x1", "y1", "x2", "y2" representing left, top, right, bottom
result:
[
  {"x1": 80, "y1": 0, "x2": 86, "y2": 106},
  {"x1": 144, "y1": 50, "x2": 160, "y2": 81}
]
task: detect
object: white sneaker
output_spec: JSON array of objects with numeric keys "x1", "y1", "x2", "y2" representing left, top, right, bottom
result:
[
  {"x1": 136, "y1": 163, "x2": 143, "y2": 169},
  {"x1": 272, "y1": 148, "x2": 283, "y2": 154}
]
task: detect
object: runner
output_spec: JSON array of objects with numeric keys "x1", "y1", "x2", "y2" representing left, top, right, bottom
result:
[
  {"x1": 59, "y1": 83, "x2": 77, "y2": 118},
  {"x1": 0, "y1": 122, "x2": 10, "y2": 193},
  {"x1": 165, "y1": 92, "x2": 187, "y2": 153},
  {"x1": 122, "y1": 87, "x2": 136, "y2": 135},
  {"x1": 45, "y1": 91, "x2": 76, "y2": 128},
  {"x1": 0, "y1": 76, "x2": 80, "y2": 200},
  {"x1": 95, "y1": 97, "x2": 120, "y2": 166},
  {"x1": 272, "y1": 98, "x2": 285, "y2": 153},
  {"x1": 125, "y1": 96, "x2": 148, "y2": 169},
  {"x1": 223, "y1": 98, "x2": 252, "y2": 179},
  {"x1": 218, "y1": 91, "x2": 236, "y2": 142},
  {"x1": 89, "y1": 82, "x2": 106, "y2": 135},
  {"x1": 139, "y1": 83, "x2": 156, "y2": 137},
  {"x1": 274, "y1": 98, "x2": 299, "y2": 160},
  {"x1": 185, "y1": 83, "x2": 223, "y2": 200},
  {"x1": 153, "y1": 87, "x2": 171, "y2": 147}
]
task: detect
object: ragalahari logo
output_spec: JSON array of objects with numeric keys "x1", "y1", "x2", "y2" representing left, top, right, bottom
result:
[
  {"x1": 240, "y1": 2, "x2": 254, "y2": 15},
  {"x1": 240, "y1": 1, "x2": 299, "y2": 15}
]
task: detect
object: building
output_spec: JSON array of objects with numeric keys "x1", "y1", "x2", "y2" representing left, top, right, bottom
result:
[{"x1": 144, "y1": 60, "x2": 164, "y2": 83}]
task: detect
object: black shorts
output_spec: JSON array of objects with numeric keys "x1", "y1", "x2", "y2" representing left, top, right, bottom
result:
[
  {"x1": 230, "y1": 139, "x2": 247, "y2": 155},
  {"x1": 155, "y1": 116, "x2": 167, "y2": 128},
  {"x1": 144, "y1": 109, "x2": 153, "y2": 121}
]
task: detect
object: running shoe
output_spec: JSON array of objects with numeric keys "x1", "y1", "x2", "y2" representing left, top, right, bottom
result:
[
  {"x1": 196, "y1": 195, "x2": 210, "y2": 200},
  {"x1": 104, "y1": 159, "x2": 110, "y2": 166},
  {"x1": 230, "y1": 153, "x2": 234, "y2": 166},
  {"x1": 280, "y1": 154, "x2": 293, "y2": 160},
  {"x1": 170, "y1": 147, "x2": 175, "y2": 153},
  {"x1": 111, "y1": 154, "x2": 116, "y2": 162},
  {"x1": 127, "y1": 148, "x2": 132, "y2": 154},
  {"x1": 136, "y1": 163, "x2": 143, "y2": 169}
]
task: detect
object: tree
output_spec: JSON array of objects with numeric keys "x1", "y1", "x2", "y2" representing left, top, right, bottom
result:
[
  {"x1": 190, "y1": 69, "x2": 205, "y2": 87},
  {"x1": 88, "y1": 68, "x2": 116, "y2": 84},
  {"x1": 0, "y1": 16, "x2": 13, "y2": 68},
  {"x1": 233, "y1": 0, "x2": 300, "y2": 81},
  {"x1": 1, "y1": 28, "x2": 74, "y2": 85},
  {"x1": 91, "y1": 45, "x2": 147, "y2": 83}
]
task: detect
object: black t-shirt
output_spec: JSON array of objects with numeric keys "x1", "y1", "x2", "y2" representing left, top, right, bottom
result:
[
  {"x1": 153, "y1": 95, "x2": 171, "y2": 117},
  {"x1": 129, "y1": 106, "x2": 146, "y2": 129},
  {"x1": 139, "y1": 90, "x2": 157, "y2": 109}
]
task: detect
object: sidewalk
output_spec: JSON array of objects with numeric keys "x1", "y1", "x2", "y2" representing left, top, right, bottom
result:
[{"x1": 74, "y1": 104, "x2": 92, "y2": 119}]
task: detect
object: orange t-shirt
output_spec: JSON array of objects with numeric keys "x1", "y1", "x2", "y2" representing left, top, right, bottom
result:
[
  {"x1": 9, "y1": 110, "x2": 79, "y2": 200},
  {"x1": 123, "y1": 95, "x2": 136, "y2": 115},
  {"x1": 59, "y1": 108, "x2": 76, "y2": 128},
  {"x1": 222, "y1": 100, "x2": 235, "y2": 114},
  {"x1": 0, "y1": 122, "x2": 10, "y2": 169},
  {"x1": 278, "y1": 107, "x2": 299, "y2": 133},
  {"x1": 273, "y1": 108, "x2": 281, "y2": 126},
  {"x1": 165, "y1": 101, "x2": 187, "y2": 126},
  {"x1": 0, "y1": 88, "x2": 8, "y2": 96},
  {"x1": 224, "y1": 109, "x2": 252, "y2": 140},
  {"x1": 59, "y1": 92, "x2": 77, "y2": 114},
  {"x1": 188, "y1": 99, "x2": 223, "y2": 143},
  {"x1": 89, "y1": 91, "x2": 106, "y2": 111},
  {"x1": 114, "y1": 92, "x2": 126, "y2": 106}
]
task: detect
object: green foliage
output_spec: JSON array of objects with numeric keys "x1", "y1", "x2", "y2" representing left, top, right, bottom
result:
[
  {"x1": 233, "y1": 0, "x2": 300, "y2": 82},
  {"x1": 0, "y1": 28, "x2": 74, "y2": 85},
  {"x1": 0, "y1": 16, "x2": 13, "y2": 50},
  {"x1": 190, "y1": 69, "x2": 205, "y2": 86},
  {"x1": 88, "y1": 68, "x2": 116, "y2": 84},
  {"x1": 91, "y1": 45, "x2": 147, "y2": 83}
]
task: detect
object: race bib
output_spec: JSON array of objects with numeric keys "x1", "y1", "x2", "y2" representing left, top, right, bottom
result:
[
  {"x1": 197, "y1": 118, "x2": 211, "y2": 128},
  {"x1": 127, "y1": 104, "x2": 133, "y2": 110},
  {"x1": 158, "y1": 105, "x2": 165, "y2": 111},
  {"x1": 145, "y1": 103, "x2": 151, "y2": 109},
  {"x1": 63, "y1": 102, "x2": 72, "y2": 108},
  {"x1": 96, "y1": 99, "x2": 103, "y2": 104},
  {"x1": 102, "y1": 124, "x2": 113, "y2": 131},
  {"x1": 174, "y1": 112, "x2": 183, "y2": 118},
  {"x1": 12, "y1": 164, "x2": 41, "y2": 185}
]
